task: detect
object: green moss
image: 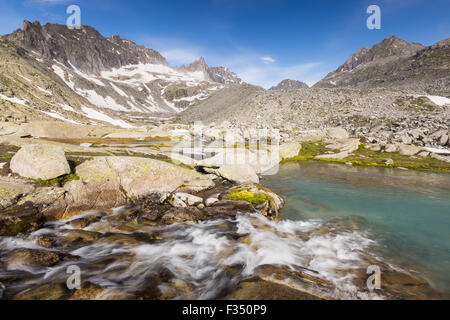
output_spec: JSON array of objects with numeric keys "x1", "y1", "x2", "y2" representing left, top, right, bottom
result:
[
  {"x1": 297, "y1": 142, "x2": 338, "y2": 157},
  {"x1": 228, "y1": 191, "x2": 271, "y2": 205},
  {"x1": 0, "y1": 143, "x2": 20, "y2": 162},
  {"x1": 33, "y1": 174, "x2": 80, "y2": 187},
  {"x1": 283, "y1": 143, "x2": 450, "y2": 172}
]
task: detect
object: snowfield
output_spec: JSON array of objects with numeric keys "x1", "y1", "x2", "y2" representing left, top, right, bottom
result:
[
  {"x1": 40, "y1": 111, "x2": 82, "y2": 125},
  {"x1": 81, "y1": 106, "x2": 134, "y2": 128},
  {"x1": 0, "y1": 94, "x2": 29, "y2": 107},
  {"x1": 100, "y1": 63, "x2": 208, "y2": 85},
  {"x1": 425, "y1": 95, "x2": 450, "y2": 106}
]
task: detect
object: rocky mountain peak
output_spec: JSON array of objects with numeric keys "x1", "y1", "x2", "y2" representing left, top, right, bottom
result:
[
  {"x1": 5, "y1": 20, "x2": 168, "y2": 75},
  {"x1": 430, "y1": 37, "x2": 450, "y2": 49},
  {"x1": 21, "y1": 20, "x2": 41, "y2": 32},
  {"x1": 182, "y1": 57, "x2": 208, "y2": 72},
  {"x1": 207, "y1": 66, "x2": 245, "y2": 85},
  {"x1": 270, "y1": 79, "x2": 309, "y2": 91},
  {"x1": 178, "y1": 57, "x2": 212, "y2": 81},
  {"x1": 337, "y1": 36, "x2": 425, "y2": 73},
  {"x1": 314, "y1": 36, "x2": 448, "y2": 97}
]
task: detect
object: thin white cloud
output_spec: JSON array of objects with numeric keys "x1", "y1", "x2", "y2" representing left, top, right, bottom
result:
[
  {"x1": 260, "y1": 56, "x2": 275, "y2": 64},
  {"x1": 161, "y1": 49, "x2": 201, "y2": 66},
  {"x1": 138, "y1": 36, "x2": 203, "y2": 66},
  {"x1": 135, "y1": 35, "x2": 325, "y2": 88}
]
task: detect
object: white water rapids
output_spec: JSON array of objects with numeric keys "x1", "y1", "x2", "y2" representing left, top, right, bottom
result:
[{"x1": 0, "y1": 208, "x2": 385, "y2": 300}]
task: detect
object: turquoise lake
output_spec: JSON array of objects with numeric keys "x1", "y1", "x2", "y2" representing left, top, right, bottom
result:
[{"x1": 262, "y1": 162, "x2": 450, "y2": 294}]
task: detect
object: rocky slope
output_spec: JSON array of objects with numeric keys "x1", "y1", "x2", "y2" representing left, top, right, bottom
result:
[
  {"x1": 314, "y1": 36, "x2": 450, "y2": 97},
  {"x1": 7, "y1": 21, "x2": 168, "y2": 75},
  {"x1": 180, "y1": 87, "x2": 450, "y2": 149},
  {"x1": 270, "y1": 79, "x2": 309, "y2": 91},
  {"x1": 0, "y1": 21, "x2": 248, "y2": 126},
  {"x1": 0, "y1": 37, "x2": 100, "y2": 125}
]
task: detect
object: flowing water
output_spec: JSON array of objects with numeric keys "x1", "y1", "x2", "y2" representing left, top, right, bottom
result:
[
  {"x1": 0, "y1": 162, "x2": 449, "y2": 299},
  {"x1": 262, "y1": 162, "x2": 450, "y2": 294}
]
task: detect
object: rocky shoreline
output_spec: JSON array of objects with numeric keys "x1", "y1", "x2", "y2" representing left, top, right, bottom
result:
[{"x1": 0, "y1": 122, "x2": 449, "y2": 300}]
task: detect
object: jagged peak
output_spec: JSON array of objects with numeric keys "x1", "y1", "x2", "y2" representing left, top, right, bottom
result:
[
  {"x1": 335, "y1": 36, "x2": 425, "y2": 73},
  {"x1": 5, "y1": 20, "x2": 169, "y2": 74},
  {"x1": 207, "y1": 66, "x2": 245, "y2": 85},
  {"x1": 270, "y1": 79, "x2": 309, "y2": 91}
]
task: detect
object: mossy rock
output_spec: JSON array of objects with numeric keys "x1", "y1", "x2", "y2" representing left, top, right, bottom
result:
[
  {"x1": 228, "y1": 191, "x2": 271, "y2": 205},
  {"x1": 227, "y1": 184, "x2": 284, "y2": 218},
  {"x1": 34, "y1": 174, "x2": 80, "y2": 187}
]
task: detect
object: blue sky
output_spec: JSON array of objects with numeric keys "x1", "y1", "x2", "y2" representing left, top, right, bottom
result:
[{"x1": 0, "y1": 0, "x2": 449, "y2": 88}]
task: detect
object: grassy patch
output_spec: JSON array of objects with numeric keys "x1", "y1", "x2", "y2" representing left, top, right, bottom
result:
[
  {"x1": 34, "y1": 174, "x2": 80, "y2": 187},
  {"x1": 42, "y1": 136, "x2": 173, "y2": 146},
  {"x1": 295, "y1": 141, "x2": 338, "y2": 157},
  {"x1": 284, "y1": 143, "x2": 450, "y2": 172},
  {"x1": 347, "y1": 145, "x2": 450, "y2": 171},
  {"x1": 0, "y1": 143, "x2": 20, "y2": 162},
  {"x1": 66, "y1": 151, "x2": 111, "y2": 168}
]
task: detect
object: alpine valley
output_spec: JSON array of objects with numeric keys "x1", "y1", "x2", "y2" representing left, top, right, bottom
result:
[{"x1": 0, "y1": 20, "x2": 449, "y2": 301}]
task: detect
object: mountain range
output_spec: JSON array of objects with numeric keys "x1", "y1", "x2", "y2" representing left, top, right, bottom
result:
[
  {"x1": 0, "y1": 20, "x2": 448, "y2": 128},
  {"x1": 314, "y1": 36, "x2": 449, "y2": 97}
]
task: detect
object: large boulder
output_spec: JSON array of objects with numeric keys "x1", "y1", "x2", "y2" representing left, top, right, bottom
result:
[
  {"x1": 85, "y1": 157, "x2": 214, "y2": 196},
  {"x1": 0, "y1": 178, "x2": 34, "y2": 209},
  {"x1": 279, "y1": 142, "x2": 302, "y2": 160},
  {"x1": 196, "y1": 148, "x2": 279, "y2": 175},
  {"x1": 0, "y1": 204, "x2": 43, "y2": 236},
  {"x1": 62, "y1": 157, "x2": 214, "y2": 215},
  {"x1": 326, "y1": 127, "x2": 349, "y2": 140},
  {"x1": 316, "y1": 152, "x2": 349, "y2": 160},
  {"x1": 10, "y1": 144, "x2": 71, "y2": 180},
  {"x1": 217, "y1": 164, "x2": 260, "y2": 184},
  {"x1": 398, "y1": 144, "x2": 422, "y2": 156},
  {"x1": 326, "y1": 138, "x2": 360, "y2": 153},
  {"x1": 385, "y1": 144, "x2": 399, "y2": 153},
  {"x1": 227, "y1": 184, "x2": 284, "y2": 219}
]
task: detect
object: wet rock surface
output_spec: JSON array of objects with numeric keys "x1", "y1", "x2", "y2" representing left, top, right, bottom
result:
[
  {"x1": 1, "y1": 205, "x2": 445, "y2": 301},
  {"x1": 0, "y1": 204, "x2": 43, "y2": 236},
  {"x1": 0, "y1": 132, "x2": 448, "y2": 300}
]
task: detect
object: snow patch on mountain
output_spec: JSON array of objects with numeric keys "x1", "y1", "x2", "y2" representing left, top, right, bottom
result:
[
  {"x1": 67, "y1": 61, "x2": 105, "y2": 87},
  {"x1": 81, "y1": 106, "x2": 134, "y2": 128},
  {"x1": 78, "y1": 89, "x2": 131, "y2": 112},
  {"x1": 425, "y1": 95, "x2": 450, "y2": 106},
  {"x1": 40, "y1": 111, "x2": 82, "y2": 125},
  {"x1": 37, "y1": 86, "x2": 52, "y2": 95},
  {"x1": 0, "y1": 94, "x2": 29, "y2": 107},
  {"x1": 101, "y1": 63, "x2": 208, "y2": 86}
]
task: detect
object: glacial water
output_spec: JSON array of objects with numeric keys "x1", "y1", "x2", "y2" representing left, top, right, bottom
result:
[
  {"x1": 1, "y1": 161, "x2": 449, "y2": 300},
  {"x1": 262, "y1": 162, "x2": 450, "y2": 294}
]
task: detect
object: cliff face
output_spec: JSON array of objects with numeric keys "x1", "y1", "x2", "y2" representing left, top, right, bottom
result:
[
  {"x1": 6, "y1": 21, "x2": 168, "y2": 75},
  {"x1": 207, "y1": 67, "x2": 245, "y2": 85}
]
